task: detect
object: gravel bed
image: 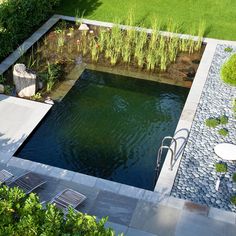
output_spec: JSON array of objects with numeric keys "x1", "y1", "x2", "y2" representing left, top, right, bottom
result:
[{"x1": 171, "y1": 44, "x2": 236, "y2": 212}]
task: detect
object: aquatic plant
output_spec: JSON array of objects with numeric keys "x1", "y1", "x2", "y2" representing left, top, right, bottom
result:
[
  {"x1": 90, "y1": 38, "x2": 99, "y2": 62},
  {"x1": 195, "y1": 20, "x2": 206, "y2": 51},
  {"x1": 0, "y1": 74, "x2": 6, "y2": 84}
]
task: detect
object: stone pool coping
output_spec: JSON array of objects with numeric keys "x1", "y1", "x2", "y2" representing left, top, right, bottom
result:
[{"x1": 0, "y1": 14, "x2": 236, "y2": 226}]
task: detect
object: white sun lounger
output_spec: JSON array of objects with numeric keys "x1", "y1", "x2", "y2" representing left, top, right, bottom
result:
[
  {"x1": 51, "y1": 189, "x2": 86, "y2": 211},
  {"x1": 8, "y1": 172, "x2": 46, "y2": 194},
  {"x1": 0, "y1": 169, "x2": 13, "y2": 185}
]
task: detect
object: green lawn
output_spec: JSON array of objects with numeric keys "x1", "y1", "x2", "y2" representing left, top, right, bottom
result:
[{"x1": 56, "y1": 0, "x2": 236, "y2": 40}]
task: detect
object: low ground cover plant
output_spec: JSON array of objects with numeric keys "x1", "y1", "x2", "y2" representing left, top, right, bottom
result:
[
  {"x1": 205, "y1": 117, "x2": 220, "y2": 128},
  {"x1": 230, "y1": 196, "x2": 236, "y2": 205},
  {"x1": 221, "y1": 54, "x2": 236, "y2": 86},
  {"x1": 215, "y1": 162, "x2": 227, "y2": 173},
  {"x1": 205, "y1": 115, "x2": 229, "y2": 136},
  {"x1": 232, "y1": 173, "x2": 236, "y2": 182},
  {"x1": 0, "y1": 185, "x2": 116, "y2": 235},
  {"x1": 218, "y1": 128, "x2": 228, "y2": 136},
  {"x1": 224, "y1": 47, "x2": 233, "y2": 53}
]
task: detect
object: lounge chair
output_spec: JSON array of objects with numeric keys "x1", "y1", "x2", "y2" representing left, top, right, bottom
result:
[
  {"x1": 0, "y1": 169, "x2": 13, "y2": 185},
  {"x1": 51, "y1": 189, "x2": 86, "y2": 211},
  {"x1": 8, "y1": 172, "x2": 46, "y2": 194}
]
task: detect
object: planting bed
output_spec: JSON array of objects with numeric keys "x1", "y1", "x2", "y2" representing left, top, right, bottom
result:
[{"x1": 2, "y1": 20, "x2": 205, "y2": 100}]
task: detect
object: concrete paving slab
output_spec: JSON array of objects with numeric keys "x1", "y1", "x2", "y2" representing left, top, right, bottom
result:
[
  {"x1": 105, "y1": 222, "x2": 128, "y2": 235},
  {"x1": 95, "y1": 178, "x2": 121, "y2": 193},
  {"x1": 126, "y1": 227, "x2": 157, "y2": 236},
  {"x1": 175, "y1": 211, "x2": 236, "y2": 236},
  {"x1": 89, "y1": 190, "x2": 138, "y2": 226},
  {"x1": 0, "y1": 95, "x2": 51, "y2": 160},
  {"x1": 130, "y1": 201, "x2": 181, "y2": 235}
]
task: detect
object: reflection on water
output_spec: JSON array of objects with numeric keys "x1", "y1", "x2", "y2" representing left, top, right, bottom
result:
[{"x1": 16, "y1": 69, "x2": 189, "y2": 190}]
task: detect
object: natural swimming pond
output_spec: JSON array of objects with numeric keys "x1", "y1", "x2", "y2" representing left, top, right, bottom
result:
[{"x1": 16, "y1": 69, "x2": 189, "y2": 190}]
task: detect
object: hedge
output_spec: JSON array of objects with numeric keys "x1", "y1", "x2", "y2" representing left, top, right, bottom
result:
[
  {"x1": 0, "y1": 185, "x2": 116, "y2": 235},
  {"x1": 0, "y1": 0, "x2": 60, "y2": 60}
]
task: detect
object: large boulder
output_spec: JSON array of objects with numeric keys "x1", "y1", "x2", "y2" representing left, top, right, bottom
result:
[
  {"x1": 0, "y1": 84, "x2": 4, "y2": 94},
  {"x1": 13, "y1": 64, "x2": 37, "y2": 97}
]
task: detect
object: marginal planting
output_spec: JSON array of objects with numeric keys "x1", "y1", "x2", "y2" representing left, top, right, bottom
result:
[{"x1": 71, "y1": 17, "x2": 205, "y2": 72}]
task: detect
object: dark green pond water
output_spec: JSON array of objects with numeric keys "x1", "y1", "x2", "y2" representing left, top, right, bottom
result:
[{"x1": 16, "y1": 69, "x2": 189, "y2": 190}]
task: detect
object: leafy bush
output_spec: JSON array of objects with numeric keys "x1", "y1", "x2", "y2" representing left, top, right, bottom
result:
[
  {"x1": 0, "y1": 186, "x2": 116, "y2": 235},
  {"x1": 230, "y1": 196, "x2": 236, "y2": 205},
  {"x1": 232, "y1": 173, "x2": 236, "y2": 183},
  {"x1": 233, "y1": 98, "x2": 236, "y2": 117},
  {"x1": 219, "y1": 115, "x2": 228, "y2": 125},
  {"x1": 0, "y1": 0, "x2": 60, "y2": 60},
  {"x1": 218, "y1": 128, "x2": 228, "y2": 136},
  {"x1": 221, "y1": 54, "x2": 236, "y2": 86},
  {"x1": 215, "y1": 163, "x2": 227, "y2": 173},
  {"x1": 224, "y1": 47, "x2": 233, "y2": 53},
  {"x1": 205, "y1": 118, "x2": 220, "y2": 128}
]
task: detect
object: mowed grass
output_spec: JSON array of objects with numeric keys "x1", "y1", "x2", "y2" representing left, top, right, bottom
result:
[{"x1": 56, "y1": 0, "x2": 236, "y2": 40}]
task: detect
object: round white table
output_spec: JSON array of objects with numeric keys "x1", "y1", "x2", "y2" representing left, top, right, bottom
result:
[{"x1": 214, "y1": 143, "x2": 236, "y2": 161}]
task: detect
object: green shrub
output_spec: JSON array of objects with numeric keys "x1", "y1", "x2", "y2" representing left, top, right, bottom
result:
[
  {"x1": 232, "y1": 173, "x2": 236, "y2": 183},
  {"x1": 0, "y1": 186, "x2": 116, "y2": 235},
  {"x1": 205, "y1": 118, "x2": 220, "y2": 128},
  {"x1": 224, "y1": 47, "x2": 233, "y2": 53},
  {"x1": 233, "y1": 98, "x2": 236, "y2": 117},
  {"x1": 230, "y1": 196, "x2": 236, "y2": 205},
  {"x1": 215, "y1": 163, "x2": 227, "y2": 173},
  {"x1": 219, "y1": 115, "x2": 228, "y2": 125},
  {"x1": 218, "y1": 128, "x2": 229, "y2": 136},
  {"x1": 221, "y1": 54, "x2": 236, "y2": 86},
  {"x1": 0, "y1": 0, "x2": 61, "y2": 60}
]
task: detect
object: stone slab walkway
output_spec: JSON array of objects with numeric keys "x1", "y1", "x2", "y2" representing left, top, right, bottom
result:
[{"x1": 1, "y1": 161, "x2": 236, "y2": 236}]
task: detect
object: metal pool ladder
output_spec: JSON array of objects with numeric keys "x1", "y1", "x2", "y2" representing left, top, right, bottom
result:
[{"x1": 156, "y1": 136, "x2": 177, "y2": 174}]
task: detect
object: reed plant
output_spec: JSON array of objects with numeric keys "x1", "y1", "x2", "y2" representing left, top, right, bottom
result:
[
  {"x1": 110, "y1": 51, "x2": 119, "y2": 66},
  {"x1": 195, "y1": 20, "x2": 206, "y2": 51},
  {"x1": 168, "y1": 36, "x2": 179, "y2": 62},
  {"x1": 134, "y1": 29, "x2": 147, "y2": 67},
  {"x1": 111, "y1": 24, "x2": 123, "y2": 55},
  {"x1": 146, "y1": 48, "x2": 157, "y2": 71},
  {"x1": 97, "y1": 28, "x2": 107, "y2": 52},
  {"x1": 90, "y1": 38, "x2": 99, "y2": 62},
  {"x1": 81, "y1": 31, "x2": 88, "y2": 56}
]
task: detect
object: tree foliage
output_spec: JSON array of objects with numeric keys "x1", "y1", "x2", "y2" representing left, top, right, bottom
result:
[{"x1": 0, "y1": 0, "x2": 60, "y2": 59}]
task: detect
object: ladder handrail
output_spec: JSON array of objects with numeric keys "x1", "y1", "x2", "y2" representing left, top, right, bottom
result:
[
  {"x1": 156, "y1": 136, "x2": 177, "y2": 172},
  {"x1": 161, "y1": 136, "x2": 177, "y2": 158}
]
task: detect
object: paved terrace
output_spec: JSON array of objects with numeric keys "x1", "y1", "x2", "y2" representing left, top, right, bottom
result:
[{"x1": 1, "y1": 160, "x2": 236, "y2": 236}]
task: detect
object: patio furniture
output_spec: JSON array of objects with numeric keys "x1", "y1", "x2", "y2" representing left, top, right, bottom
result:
[
  {"x1": 8, "y1": 172, "x2": 46, "y2": 194},
  {"x1": 0, "y1": 169, "x2": 13, "y2": 185},
  {"x1": 50, "y1": 189, "x2": 86, "y2": 211},
  {"x1": 214, "y1": 143, "x2": 236, "y2": 161}
]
